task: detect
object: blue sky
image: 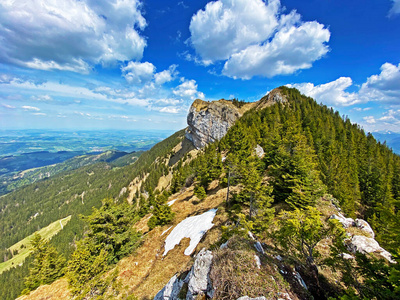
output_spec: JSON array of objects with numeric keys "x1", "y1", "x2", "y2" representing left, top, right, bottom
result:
[{"x1": 0, "y1": 0, "x2": 399, "y2": 132}]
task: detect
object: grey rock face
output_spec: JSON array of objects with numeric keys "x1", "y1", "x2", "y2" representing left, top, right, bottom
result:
[
  {"x1": 186, "y1": 248, "x2": 214, "y2": 299},
  {"x1": 153, "y1": 274, "x2": 184, "y2": 300},
  {"x1": 293, "y1": 271, "x2": 307, "y2": 290},
  {"x1": 347, "y1": 235, "x2": 395, "y2": 263},
  {"x1": 330, "y1": 213, "x2": 355, "y2": 228},
  {"x1": 186, "y1": 99, "x2": 242, "y2": 149},
  {"x1": 355, "y1": 219, "x2": 375, "y2": 238},
  {"x1": 254, "y1": 241, "x2": 265, "y2": 254},
  {"x1": 153, "y1": 248, "x2": 214, "y2": 300},
  {"x1": 186, "y1": 89, "x2": 287, "y2": 149}
]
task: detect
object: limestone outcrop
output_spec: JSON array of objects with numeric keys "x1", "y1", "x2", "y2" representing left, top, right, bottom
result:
[
  {"x1": 330, "y1": 213, "x2": 355, "y2": 228},
  {"x1": 153, "y1": 274, "x2": 184, "y2": 300},
  {"x1": 153, "y1": 248, "x2": 214, "y2": 300},
  {"x1": 330, "y1": 212, "x2": 395, "y2": 263},
  {"x1": 346, "y1": 235, "x2": 395, "y2": 263},
  {"x1": 185, "y1": 88, "x2": 287, "y2": 149},
  {"x1": 186, "y1": 99, "x2": 244, "y2": 149},
  {"x1": 186, "y1": 249, "x2": 214, "y2": 299}
]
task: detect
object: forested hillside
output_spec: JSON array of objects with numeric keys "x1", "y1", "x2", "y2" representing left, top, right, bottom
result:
[
  {"x1": 165, "y1": 87, "x2": 400, "y2": 299},
  {"x1": 2, "y1": 88, "x2": 400, "y2": 300},
  {"x1": 0, "y1": 150, "x2": 138, "y2": 196},
  {"x1": 0, "y1": 130, "x2": 185, "y2": 300}
]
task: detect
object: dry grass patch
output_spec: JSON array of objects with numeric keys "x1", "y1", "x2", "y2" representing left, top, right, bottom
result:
[
  {"x1": 155, "y1": 172, "x2": 173, "y2": 192},
  {"x1": 210, "y1": 236, "x2": 297, "y2": 300},
  {"x1": 116, "y1": 186, "x2": 227, "y2": 299},
  {"x1": 346, "y1": 227, "x2": 373, "y2": 238},
  {"x1": 127, "y1": 173, "x2": 149, "y2": 204},
  {"x1": 17, "y1": 278, "x2": 71, "y2": 300},
  {"x1": 133, "y1": 238, "x2": 193, "y2": 299}
]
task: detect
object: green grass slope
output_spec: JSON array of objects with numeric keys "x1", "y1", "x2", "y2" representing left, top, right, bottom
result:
[{"x1": 0, "y1": 216, "x2": 71, "y2": 275}]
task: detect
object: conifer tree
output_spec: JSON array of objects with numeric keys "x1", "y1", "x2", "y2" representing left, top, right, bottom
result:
[{"x1": 23, "y1": 234, "x2": 66, "y2": 294}]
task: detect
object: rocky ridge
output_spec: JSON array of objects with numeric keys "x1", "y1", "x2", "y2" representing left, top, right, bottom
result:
[
  {"x1": 185, "y1": 99, "x2": 245, "y2": 149},
  {"x1": 186, "y1": 89, "x2": 287, "y2": 149},
  {"x1": 329, "y1": 212, "x2": 395, "y2": 263}
]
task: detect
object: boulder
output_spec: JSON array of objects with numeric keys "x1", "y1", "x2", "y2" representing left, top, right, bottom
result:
[
  {"x1": 254, "y1": 242, "x2": 265, "y2": 254},
  {"x1": 254, "y1": 144, "x2": 265, "y2": 159},
  {"x1": 338, "y1": 253, "x2": 355, "y2": 260},
  {"x1": 277, "y1": 292, "x2": 292, "y2": 300},
  {"x1": 355, "y1": 219, "x2": 375, "y2": 238},
  {"x1": 153, "y1": 274, "x2": 184, "y2": 300},
  {"x1": 347, "y1": 235, "x2": 395, "y2": 263},
  {"x1": 330, "y1": 213, "x2": 354, "y2": 228},
  {"x1": 186, "y1": 248, "x2": 214, "y2": 299},
  {"x1": 293, "y1": 271, "x2": 307, "y2": 290},
  {"x1": 254, "y1": 255, "x2": 261, "y2": 269},
  {"x1": 220, "y1": 240, "x2": 229, "y2": 249}
]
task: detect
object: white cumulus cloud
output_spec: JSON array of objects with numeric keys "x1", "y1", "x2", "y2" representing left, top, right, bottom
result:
[
  {"x1": 189, "y1": 0, "x2": 330, "y2": 79},
  {"x1": 0, "y1": 0, "x2": 147, "y2": 72},
  {"x1": 173, "y1": 79, "x2": 205, "y2": 100},
  {"x1": 359, "y1": 63, "x2": 400, "y2": 103},
  {"x1": 287, "y1": 77, "x2": 360, "y2": 107},
  {"x1": 287, "y1": 62, "x2": 400, "y2": 107},
  {"x1": 363, "y1": 116, "x2": 376, "y2": 124},
  {"x1": 121, "y1": 61, "x2": 155, "y2": 85},
  {"x1": 154, "y1": 65, "x2": 179, "y2": 85},
  {"x1": 190, "y1": 0, "x2": 280, "y2": 62},
  {"x1": 122, "y1": 62, "x2": 179, "y2": 86},
  {"x1": 223, "y1": 21, "x2": 330, "y2": 79}
]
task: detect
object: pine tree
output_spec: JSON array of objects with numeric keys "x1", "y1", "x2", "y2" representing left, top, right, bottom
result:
[
  {"x1": 268, "y1": 118, "x2": 325, "y2": 208},
  {"x1": 22, "y1": 234, "x2": 66, "y2": 294}
]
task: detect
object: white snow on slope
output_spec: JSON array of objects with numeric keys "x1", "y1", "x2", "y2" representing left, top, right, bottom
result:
[
  {"x1": 167, "y1": 198, "x2": 177, "y2": 206},
  {"x1": 163, "y1": 208, "x2": 217, "y2": 256},
  {"x1": 161, "y1": 226, "x2": 173, "y2": 236}
]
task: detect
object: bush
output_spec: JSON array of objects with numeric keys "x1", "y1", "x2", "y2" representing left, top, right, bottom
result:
[{"x1": 194, "y1": 185, "x2": 206, "y2": 200}]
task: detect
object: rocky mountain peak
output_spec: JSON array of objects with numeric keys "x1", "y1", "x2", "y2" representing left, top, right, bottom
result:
[
  {"x1": 185, "y1": 99, "x2": 247, "y2": 149},
  {"x1": 186, "y1": 88, "x2": 287, "y2": 149},
  {"x1": 254, "y1": 87, "x2": 287, "y2": 110}
]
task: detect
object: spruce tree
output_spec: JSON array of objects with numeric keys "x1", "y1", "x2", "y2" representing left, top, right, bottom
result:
[{"x1": 23, "y1": 234, "x2": 66, "y2": 294}]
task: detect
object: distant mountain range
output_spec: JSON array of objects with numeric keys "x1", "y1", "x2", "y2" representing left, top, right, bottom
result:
[
  {"x1": 0, "y1": 130, "x2": 173, "y2": 196},
  {"x1": 372, "y1": 131, "x2": 400, "y2": 154},
  {"x1": 0, "y1": 129, "x2": 173, "y2": 157}
]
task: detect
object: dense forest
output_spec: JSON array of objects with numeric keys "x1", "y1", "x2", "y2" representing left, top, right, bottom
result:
[{"x1": 0, "y1": 150, "x2": 138, "y2": 196}]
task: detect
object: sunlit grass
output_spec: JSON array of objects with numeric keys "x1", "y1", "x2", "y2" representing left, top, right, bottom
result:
[{"x1": 0, "y1": 215, "x2": 71, "y2": 274}]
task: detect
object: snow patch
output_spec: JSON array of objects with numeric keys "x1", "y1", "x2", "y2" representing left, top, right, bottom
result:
[
  {"x1": 254, "y1": 255, "x2": 261, "y2": 269},
  {"x1": 161, "y1": 226, "x2": 173, "y2": 236},
  {"x1": 167, "y1": 198, "x2": 178, "y2": 206},
  {"x1": 163, "y1": 208, "x2": 217, "y2": 256}
]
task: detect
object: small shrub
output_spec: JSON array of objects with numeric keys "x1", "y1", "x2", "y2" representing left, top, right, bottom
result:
[{"x1": 194, "y1": 185, "x2": 206, "y2": 200}]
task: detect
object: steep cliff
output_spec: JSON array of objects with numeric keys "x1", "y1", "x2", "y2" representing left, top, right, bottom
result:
[
  {"x1": 186, "y1": 88, "x2": 287, "y2": 149},
  {"x1": 185, "y1": 99, "x2": 245, "y2": 149}
]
